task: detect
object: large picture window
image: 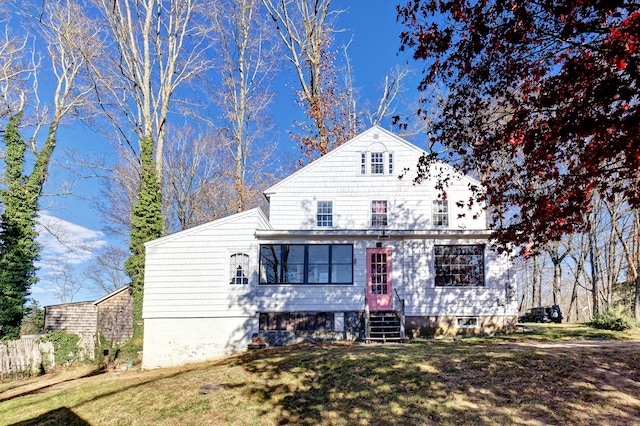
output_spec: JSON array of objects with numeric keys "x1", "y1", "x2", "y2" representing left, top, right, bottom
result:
[
  {"x1": 434, "y1": 245, "x2": 484, "y2": 287},
  {"x1": 259, "y1": 244, "x2": 353, "y2": 284}
]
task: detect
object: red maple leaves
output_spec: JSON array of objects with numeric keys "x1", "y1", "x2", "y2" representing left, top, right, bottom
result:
[{"x1": 399, "y1": 0, "x2": 640, "y2": 253}]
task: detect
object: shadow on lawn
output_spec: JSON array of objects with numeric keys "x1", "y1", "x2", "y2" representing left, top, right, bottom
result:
[
  {"x1": 233, "y1": 341, "x2": 640, "y2": 425},
  {"x1": 0, "y1": 366, "x2": 106, "y2": 403},
  {"x1": 10, "y1": 407, "x2": 90, "y2": 426}
]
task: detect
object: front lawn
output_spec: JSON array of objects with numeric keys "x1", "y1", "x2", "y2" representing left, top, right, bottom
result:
[{"x1": 2, "y1": 324, "x2": 640, "y2": 425}]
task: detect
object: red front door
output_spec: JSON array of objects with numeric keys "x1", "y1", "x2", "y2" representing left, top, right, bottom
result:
[{"x1": 366, "y1": 248, "x2": 392, "y2": 311}]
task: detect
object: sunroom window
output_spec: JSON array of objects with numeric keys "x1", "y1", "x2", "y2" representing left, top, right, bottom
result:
[{"x1": 259, "y1": 244, "x2": 353, "y2": 285}]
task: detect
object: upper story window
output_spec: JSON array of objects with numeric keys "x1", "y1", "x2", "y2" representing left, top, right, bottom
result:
[
  {"x1": 359, "y1": 146, "x2": 394, "y2": 176},
  {"x1": 317, "y1": 201, "x2": 333, "y2": 227},
  {"x1": 371, "y1": 152, "x2": 384, "y2": 174},
  {"x1": 434, "y1": 245, "x2": 485, "y2": 287},
  {"x1": 433, "y1": 199, "x2": 449, "y2": 227},
  {"x1": 259, "y1": 244, "x2": 353, "y2": 285},
  {"x1": 371, "y1": 200, "x2": 388, "y2": 227},
  {"x1": 229, "y1": 253, "x2": 249, "y2": 284}
]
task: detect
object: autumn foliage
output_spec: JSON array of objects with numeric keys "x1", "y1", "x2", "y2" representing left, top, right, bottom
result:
[{"x1": 398, "y1": 0, "x2": 640, "y2": 253}]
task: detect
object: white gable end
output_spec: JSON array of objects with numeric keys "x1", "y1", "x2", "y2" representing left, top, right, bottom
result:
[{"x1": 265, "y1": 126, "x2": 486, "y2": 231}]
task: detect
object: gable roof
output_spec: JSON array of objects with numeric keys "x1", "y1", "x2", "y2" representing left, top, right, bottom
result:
[
  {"x1": 264, "y1": 126, "x2": 426, "y2": 197},
  {"x1": 263, "y1": 125, "x2": 477, "y2": 198},
  {"x1": 93, "y1": 284, "x2": 133, "y2": 306},
  {"x1": 144, "y1": 207, "x2": 271, "y2": 248}
]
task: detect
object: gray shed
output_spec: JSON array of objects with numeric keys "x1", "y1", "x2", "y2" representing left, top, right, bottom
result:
[{"x1": 44, "y1": 285, "x2": 134, "y2": 342}]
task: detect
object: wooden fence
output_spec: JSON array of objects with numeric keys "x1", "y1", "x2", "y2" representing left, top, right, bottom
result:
[
  {"x1": 0, "y1": 336, "x2": 54, "y2": 380},
  {"x1": 0, "y1": 333, "x2": 96, "y2": 380}
]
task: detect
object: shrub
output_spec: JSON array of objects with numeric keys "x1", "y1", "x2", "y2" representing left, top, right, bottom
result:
[
  {"x1": 587, "y1": 308, "x2": 638, "y2": 331},
  {"x1": 40, "y1": 331, "x2": 81, "y2": 366}
]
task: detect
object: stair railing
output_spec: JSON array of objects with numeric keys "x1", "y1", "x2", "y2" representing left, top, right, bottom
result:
[
  {"x1": 393, "y1": 289, "x2": 406, "y2": 340},
  {"x1": 364, "y1": 288, "x2": 370, "y2": 342}
]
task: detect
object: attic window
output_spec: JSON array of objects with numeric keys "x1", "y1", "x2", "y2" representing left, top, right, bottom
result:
[
  {"x1": 360, "y1": 149, "x2": 393, "y2": 176},
  {"x1": 371, "y1": 152, "x2": 384, "y2": 174}
]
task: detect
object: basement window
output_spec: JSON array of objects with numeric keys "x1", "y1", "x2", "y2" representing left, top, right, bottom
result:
[{"x1": 456, "y1": 317, "x2": 478, "y2": 328}]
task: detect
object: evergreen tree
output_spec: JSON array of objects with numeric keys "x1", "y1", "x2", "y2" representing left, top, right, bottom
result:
[
  {"x1": 125, "y1": 136, "x2": 163, "y2": 332},
  {"x1": 0, "y1": 114, "x2": 41, "y2": 340},
  {"x1": 20, "y1": 299, "x2": 45, "y2": 335}
]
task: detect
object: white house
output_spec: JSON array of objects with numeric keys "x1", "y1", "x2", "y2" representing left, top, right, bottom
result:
[{"x1": 141, "y1": 126, "x2": 517, "y2": 369}]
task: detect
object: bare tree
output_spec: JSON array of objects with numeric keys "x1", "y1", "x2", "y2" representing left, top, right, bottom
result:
[
  {"x1": 90, "y1": 147, "x2": 139, "y2": 238},
  {"x1": 0, "y1": 24, "x2": 32, "y2": 119},
  {"x1": 368, "y1": 65, "x2": 412, "y2": 127},
  {"x1": 262, "y1": 0, "x2": 357, "y2": 158},
  {"x1": 45, "y1": 255, "x2": 83, "y2": 303},
  {"x1": 6, "y1": 0, "x2": 99, "y2": 169},
  {"x1": 90, "y1": 0, "x2": 214, "y2": 181},
  {"x1": 83, "y1": 246, "x2": 129, "y2": 296},
  {"x1": 163, "y1": 126, "x2": 226, "y2": 231},
  {"x1": 163, "y1": 125, "x2": 279, "y2": 232},
  {"x1": 547, "y1": 240, "x2": 572, "y2": 306},
  {"x1": 205, "y1": 0, "x2": 278, "y2": 212}
]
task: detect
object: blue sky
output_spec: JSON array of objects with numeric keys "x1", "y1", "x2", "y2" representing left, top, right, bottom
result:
[{"x1": 30, "y1": 0, "x2": 424, "y2": 307}]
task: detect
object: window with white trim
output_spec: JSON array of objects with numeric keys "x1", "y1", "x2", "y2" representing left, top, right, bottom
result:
[
  {"x1": 316, "y1": 201, "x2": 333, "y2": 227},
  {"x1": 371, "y1": 200, "x2": 388, "y2": 227},
  {"x1": 388, "y1": 152, "x2": 393, "y2": 174},
  {"x1": 371, "y1": 152, "x2": 384, "y2": 174},
  {"x1": 361, "y1": 153, "x2": 366, "y2": 174},
  {"x1": 432, "y1": 199, "x2": 449, "y2": 227},
  {"x1": 229, "y1": 253, "x2": 249, "y2": 284}
]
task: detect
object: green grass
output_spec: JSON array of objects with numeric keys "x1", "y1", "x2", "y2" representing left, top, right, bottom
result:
[{"x1": 2, "y1": 324, "x2": 640, "y2": 425}]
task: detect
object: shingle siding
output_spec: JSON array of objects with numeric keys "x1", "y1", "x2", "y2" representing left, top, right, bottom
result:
[{"x1": 44, "y1": 303, "x2": 98, "y2": 334}]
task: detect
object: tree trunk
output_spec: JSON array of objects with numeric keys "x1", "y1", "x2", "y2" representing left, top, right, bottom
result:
[
  {"x1": 532, "y1": 255, "x2": 541, "y2": 306},
  {"x1": 635, "y1": 275, "x2": 640, "y2": 320}
]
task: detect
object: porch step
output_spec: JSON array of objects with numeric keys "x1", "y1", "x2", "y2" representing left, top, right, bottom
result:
[{"x1": 368, "y1": 311, "x2": 403, "y2": 342}]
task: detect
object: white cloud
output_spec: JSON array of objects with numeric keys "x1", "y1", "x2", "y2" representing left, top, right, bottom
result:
[{"x1": 36, "y1": 212, "x2": 107, "y2": 267}]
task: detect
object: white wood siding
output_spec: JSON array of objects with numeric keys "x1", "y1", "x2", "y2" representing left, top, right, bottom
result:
[
  {"x1": 266, "y1": 127, "x2": 486, "y2": 232},
  {"x1": 393, "y1": 238, "x2": 517, "y2": 317},
  {"x1": 253, "y1": 237, "x2": 516, "y2": 318},
  {"x1": 142, "y1": 209, "x2": 269, "y2": 320}
]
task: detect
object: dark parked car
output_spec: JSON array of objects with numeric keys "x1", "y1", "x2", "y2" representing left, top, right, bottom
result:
[{"x1": 519, "y1": 305, "x2": 563, "y2": 323}]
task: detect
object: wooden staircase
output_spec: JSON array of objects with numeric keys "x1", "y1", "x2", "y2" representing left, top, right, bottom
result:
[{"x1": 368, "y1": 311, "x2": 403, "y2": 342}]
